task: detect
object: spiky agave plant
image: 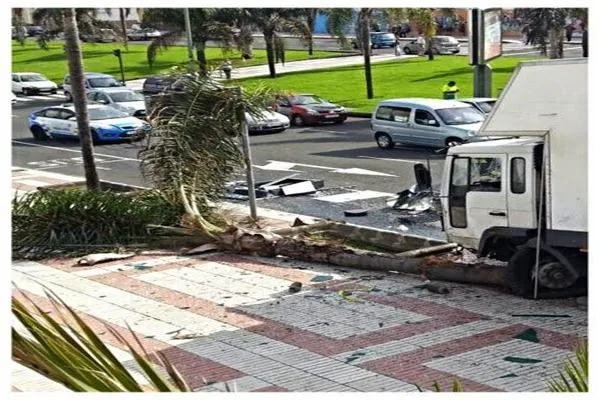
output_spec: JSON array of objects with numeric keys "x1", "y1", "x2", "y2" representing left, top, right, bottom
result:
[
  {"x1": 12, "y1": 288, "x2": 191, "y2": 392},
  {"x1": 139, "y1": 74, "x2": 274, "y2": 236},
  {"x1": 547, "y1": 340, "x2": 588, "y2": 392}
]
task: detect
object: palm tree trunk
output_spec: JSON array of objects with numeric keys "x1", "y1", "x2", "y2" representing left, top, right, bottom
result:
[
  {"x1": 361, "y1": 11, "x2": 373, "y2": 99},
  {"x1": 548, "y1": 27, "x2": 563, "y2": 59},
  {"x1": 264, "y1": 31, "x2": 276, "y2": 78},
  {"x1": 62, "y1": 9, "x2": 100, "y2": 191},
  {"x1": 119, "y1": 8, "x2": 128, "y2": 51},
  {"x1": 307, "y1": 11, "x2": 316, "y2": 56},
  {"x1": 196, "y1": 41, "x2": 207, "y2": 73},
  {"x1": 426, "y1": 36, "x2": 435, "y2": 60}
]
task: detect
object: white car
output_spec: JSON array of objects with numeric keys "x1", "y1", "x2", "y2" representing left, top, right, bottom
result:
[
  {"x1": 87, "y1": 88, "x2": 146, "y2": 118},
  {"x1": 12, "y1": 72, "x2": 58, "y2": 96},
  {"x1": 246, "y1": 110, "x2": 290, "y2": 134}
]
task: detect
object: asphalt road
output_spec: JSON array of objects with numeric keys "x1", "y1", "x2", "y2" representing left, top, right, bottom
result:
[{"x1": 12, "y1": 97, "x2": 447, "y2": 238}]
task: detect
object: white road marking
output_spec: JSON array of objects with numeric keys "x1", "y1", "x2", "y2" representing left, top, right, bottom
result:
[
  {"x1": 267, "y1": 160, "x2": 335, "y2": 170},
  {"x1": 13, "y1": 179, "x2": 56, "y2": 187},
  {"x1": 12, "y1": 140, "x2": 140, "y2": 162},
  {"x1": 331, "y1": 167, "x2": 397, "y2": 177},
  {"x1": 254, "y1": 161, "x2": 300, "y2": 171},
  {"x1": 358, "y1": 156, "x2": 423, "y2": 164},
  {"x1": 27, "y1": 158, "x2": 125, "y2": 171},
  {"x1": 315, "y1": 190, "x2": 396, "y2": 203}
]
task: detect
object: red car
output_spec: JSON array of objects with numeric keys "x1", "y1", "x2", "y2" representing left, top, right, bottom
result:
[{"x1": 274, "y1": 94, "x2": 347, "y2": 126}]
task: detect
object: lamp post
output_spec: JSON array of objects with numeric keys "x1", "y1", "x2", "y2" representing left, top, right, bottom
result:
[{"x1": 113, "y1": 49, "x2": 125, "y2": 85}]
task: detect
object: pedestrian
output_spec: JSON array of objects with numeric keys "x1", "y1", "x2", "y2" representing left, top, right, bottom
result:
[
  {"x1": 394, "y1": 36, "x2": 402, "y2": 56},
  {"x1": 565, "y1": 23, "x2": 576, "y2": 42},
  {"x1": 416, "y1": 33, "x2": 426, "y2": 56},
  {"x1": 582, "y1": 23, "x2": 588, "y2": 58},
  {"x1": 274, "y1": 34, "x2": 285, "y2": 66},
  {"x1": 221, "y1": 59, "x2": 232, "y2": 79},
  {"x1": 442, "y1": 81, "x2": 460, "y2": 99}
]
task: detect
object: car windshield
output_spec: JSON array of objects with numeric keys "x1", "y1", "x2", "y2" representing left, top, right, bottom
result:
[
  {"x1": 109, "y1": 91, "x2": 144, "y2": 102},
  {"x1": 436, "y1": 107, "x2": 485, "y2": 125},
  {"x1": 88, "y1": 107, "x2": 130, "y2": 120},
  {"x1": 290, "y1": 95, "x2": 328, "y2": 105},
  {"x1": 475, "y1": 100, "x2": 497, "y2": 114},
  {"x1": 20, "y1": 74, "x2": 48, "y2": 82},
  {"x1": 88, "y1": 77, "x2": 121, "y2": 88}
]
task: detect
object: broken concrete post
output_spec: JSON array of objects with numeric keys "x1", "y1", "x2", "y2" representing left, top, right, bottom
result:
[{"x1": 395, "y1": 243, "x2": 458, "y2": 258}]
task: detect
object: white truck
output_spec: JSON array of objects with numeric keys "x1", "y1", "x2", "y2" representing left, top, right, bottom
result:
[{"x1": 439, "y1": 59, "x2": 588, "y2": 298}]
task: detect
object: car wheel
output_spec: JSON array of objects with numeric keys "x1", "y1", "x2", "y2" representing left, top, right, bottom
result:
[
  {"x1": 404, "y1": 47, "x2": 411, "y2": 54},
  {"x1": 30, "y1": 126, "x2": 48, "y2": 141},
  {"x1": 375, "y1": 133, "x2": 394, "y2": 149},
  {"x1": 292, "y1": 114, "x2": 305, "y2": 127},
  {"x1": 372, "y1": 43, "x2": 379, "y2": 49},
  {"x1": 445, "y1": 137, "x2": 463, "y2": 147},
  {"x1": 64, "y1": 91, "x2": 73, "y2": 102}
]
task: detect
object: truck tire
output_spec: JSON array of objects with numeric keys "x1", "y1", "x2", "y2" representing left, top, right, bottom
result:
[{"x1": 507, "y1": 246, "x2": 586, "y2": 299}]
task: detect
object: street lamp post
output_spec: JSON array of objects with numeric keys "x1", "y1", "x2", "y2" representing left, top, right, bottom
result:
[{"x1": 113, "y1": 49, "x2": 125, "y2": 85}]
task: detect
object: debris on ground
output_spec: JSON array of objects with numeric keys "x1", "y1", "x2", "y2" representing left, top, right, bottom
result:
[
  {"x1": 184, "y1": 243, "x2": 219, "y2": 255},
  {"x1": 398, "y1": 224, "x2": 409, "y2": 232},
  {"x1": 77, "y1": 252, "x2": 135, "y2": 266},
  {"x1": 289, "y1": 282, "x2": 303, "y2": 293},
  {"x1": 503, "y1": 356, "x2": 542, "y2": 364},
  {"x1": 310, "y1": 275, "x2": 333, "y2": 282},
  {"x1": 128, "y1": 262, "x2": 152, "y2": 271},
  {"x1": 344, "y1": 209, "x2": 368, "y2": 217},
  {"x1": 499, "y1": 373, "x2": 519, "y2": 378},
  {"x1": 576, "y1": 296, "x2": 587, "y2": 310},
  {"x1": 226, "y1": 177, "x2": 324, "y2": 200},
  {"x1": 514, "y1": 328, "x2": 539, "y2": 343},
  {"x1": 338, "y1": 290, "x2": 362, "y2": 302},
  {"x1": 345, "y1": 352, "x2": 366, "y2": 363},
  {"x1": 414, "y1": 281, "x2": 450, "y2": 294},
  {"x1": 173, "y1": 332, "x2": 204, "y2": 340}
]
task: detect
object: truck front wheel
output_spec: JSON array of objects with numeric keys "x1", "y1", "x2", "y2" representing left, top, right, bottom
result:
[{"x1": 507, "y1": 247, "x2": 585, "y2": 298}]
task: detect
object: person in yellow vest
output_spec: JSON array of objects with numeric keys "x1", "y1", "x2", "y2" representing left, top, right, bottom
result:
[{"x1": 442, "y1": 81, "x2": 460, "y2": 99}]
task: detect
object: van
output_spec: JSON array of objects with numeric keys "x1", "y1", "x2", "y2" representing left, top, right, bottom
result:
[
  {"x1": 371, "y1": 98, "x2": 486, "y2": 149},
  {"x1": 63, "y1": 72, "x2": 124, "y2": 102}
]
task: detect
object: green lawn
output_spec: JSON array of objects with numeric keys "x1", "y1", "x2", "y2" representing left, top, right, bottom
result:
[
  {"x1": 236, "y1": 56, "x2": 539, "y2": 113},
  {"x1": 12, "y1": 40, "x2": 346, "y2": 84}
]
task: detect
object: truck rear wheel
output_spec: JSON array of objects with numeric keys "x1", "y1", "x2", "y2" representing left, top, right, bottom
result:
[{"x1": 507, "y1": 246, "x2": 586, "y2": 299}]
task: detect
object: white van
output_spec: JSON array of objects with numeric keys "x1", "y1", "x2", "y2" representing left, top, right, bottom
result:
[{"x1": 371, "y1": 98, "x2": 485, "y2": 149}]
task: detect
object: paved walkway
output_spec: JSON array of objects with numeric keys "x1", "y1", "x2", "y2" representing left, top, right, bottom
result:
[
  {"x1": 12, "y1": 168, "x2": 587, "y2": 392},
  {"x1": 126, "y1": 53, "x2": 415, "y2": 91}
]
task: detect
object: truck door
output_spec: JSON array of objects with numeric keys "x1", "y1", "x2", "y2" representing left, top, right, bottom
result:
[{"x1": 444, "y1": 154, "x2": 508, "y2": 248}]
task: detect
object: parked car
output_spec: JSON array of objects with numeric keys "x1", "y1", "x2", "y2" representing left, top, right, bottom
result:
[
  {"x1": 87, "y1": 88, "x2": 146, "y2": 118},
  {"x1": 26, "y1": 25, "x2": 45, "y2": 36},
  {"x1": 371, "y1": 98, "x2": 485, "y2": 149},
  {"x1": 351, "y1": 32, "x2": 396, "y2": 49},
  {"x1": 459, "y1": 97, "x2": 497, "y2": 115},
  {"x1": 246, "y1": 110, "x2": 290, "y2": 134},
  {"x1": 142, "y1": 75, "x2": 178, "y2": 95},
  {"x1": 12, "y1": 73, "x2": 58, "y2": 95},
  {"x1": 28, "y1": 104, "x2": 151, "y2": 142},
  {"x1": 274, "y1": 94, "x2": 347, "y2": 126},
  {"x1": 403, "y1": 35, "x2": 460, "y2": 55},
  {"x1": 11, "y1": 26, "x2": 28, "y2": 39},
  {"x1": 63, "y1": 73, "x2": 124, "y2": 102},
  {"x1": 128, "y1": 28, "x2": 161, "y2": 41},
  {"x1": 80, "y1": 29, "x2": 117, "y2": 43}
]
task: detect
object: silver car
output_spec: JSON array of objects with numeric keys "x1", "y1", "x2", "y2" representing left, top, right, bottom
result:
[
  {"x1": 371, "y1": 98, "x2": 485, "y2": 149},
  {"x1": 403, "y1": 35, "x2": 460, "y2": 55},
  {"x1": 87, "y1": 88, "x2": 147, "y2": 118},
  {"x1": 459, "y1": 97, "x2": 497, "y2": 115}
]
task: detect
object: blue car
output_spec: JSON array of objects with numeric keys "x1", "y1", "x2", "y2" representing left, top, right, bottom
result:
[
  {"x1": 28, "y1": 104, "x2": 151, "y2": 142},
  {"x1": 371, "y1": 32, "x2": 397, "y2": 49}
]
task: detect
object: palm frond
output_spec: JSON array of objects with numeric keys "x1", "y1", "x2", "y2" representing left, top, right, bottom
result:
[
  {"x1": 146, "y1": 30, "x2": 183, "y2": 68},
  {"x1": 548, "y1": 340, "x2": 588, "y2": 392}
]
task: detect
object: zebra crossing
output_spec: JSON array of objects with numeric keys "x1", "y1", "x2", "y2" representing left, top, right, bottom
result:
[{"x1": 13, "y1": 93, "x2": 66, "y2": 103}]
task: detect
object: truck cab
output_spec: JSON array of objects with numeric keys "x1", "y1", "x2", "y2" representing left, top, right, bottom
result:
[{"x1": 441, "y1": 138, "x2": 541, "y2": 251}]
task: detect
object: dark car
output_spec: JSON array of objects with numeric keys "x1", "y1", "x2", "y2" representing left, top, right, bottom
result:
[
  {"x1": 274, "y1": 94, "x2": 347, "y2": 126},
  {"x1": 142, "y1": 76, "x2": 179, "y2": 95},
  {"x1": 26, "y1": 25, "x2": 45, "y2": 36},
  {"x1": 351, "y1": 32, "x2": 396, "y2": 49}
]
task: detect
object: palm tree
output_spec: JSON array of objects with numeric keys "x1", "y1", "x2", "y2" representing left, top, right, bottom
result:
[
  {"x1": 119, "y1": 8, "x2": 129, "y2": 51},
  {"x1": 32, "y1": 8, "x2": 103, "y2": 50},
  {"x1": 62, "y1": 8, "x2": 100, "y2": 191},
  {"x1": 388, "y1": 8, "x2": 438, "y2": 60},
  {"x1": 291, "y1": 9, "x2": 320, "y2": 55},
  {"x1": 12, "y1": 8, "x2": 27, "y2": 46},
  {"x1": 515, "y1": 8, "x2": 586, "y2": 59},
  {"x1": 360, "y1": 8, "x2": 374, "y2": 99},
  {"x1": 142, "y1": 8, "x2": 234, "y2": 72}
]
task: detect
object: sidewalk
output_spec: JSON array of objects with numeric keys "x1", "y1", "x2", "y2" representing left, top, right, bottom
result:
[
  {"x1": 126, "y1": 53, "x2": 415, "y2": 91},
  {"x1": 11, "y1": 167, "x2": 587, "y2": 392}
]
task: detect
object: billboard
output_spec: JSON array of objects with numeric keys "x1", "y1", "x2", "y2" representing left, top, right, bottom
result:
[
  {"x1": 469, "y1": 8, "x2": 503, "y2": 65},
  {"x1": 483, "y1": 8, "x2": 502, "y2": 61}
]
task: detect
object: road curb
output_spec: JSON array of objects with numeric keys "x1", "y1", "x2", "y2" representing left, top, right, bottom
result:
[{"x1": 347, "y1": 111, "x2": 372, "y2": 118}]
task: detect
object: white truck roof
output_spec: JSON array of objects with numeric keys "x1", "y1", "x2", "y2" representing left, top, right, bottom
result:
[{"x1": 477, "y1": 59, "x2": 587, "y2": 233}]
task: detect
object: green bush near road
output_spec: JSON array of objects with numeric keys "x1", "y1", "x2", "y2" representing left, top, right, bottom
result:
[
  {"x1": 236, "y1": 56, "x2": 539, "y2": 113},
  {"x1": 12, "y1": 40, "x2": 346, "y2": 84}
]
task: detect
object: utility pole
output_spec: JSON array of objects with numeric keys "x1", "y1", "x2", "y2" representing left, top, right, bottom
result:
[
  {"x1": 184, "y1": 8, "x2": 194, "y2": 65},
  {"x1": 235, "y1": 87, "x2": 258, "y2": 219}
]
